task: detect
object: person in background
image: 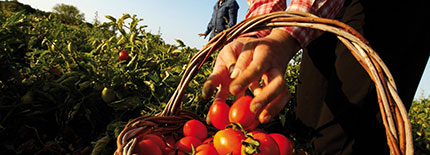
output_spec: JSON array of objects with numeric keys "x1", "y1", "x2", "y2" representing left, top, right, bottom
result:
[
  {"x1": 199, "y1": 0, "x2": 239, "y2": 40},
  {"x1": 202, "y1": 0, "x2": 429, "y2": 154}
]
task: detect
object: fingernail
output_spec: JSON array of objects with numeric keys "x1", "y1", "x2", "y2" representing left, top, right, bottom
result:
[
  {"x1": 251, "y1": 102, "x2": 263, "y2": 113},
  {"x1": 230, "y1": 69, "x2": 240, "y2": 79},
  {"x1": 261, "y1": 113, "x2": 272, "y2": 124},
  {"x1": 253, "y1": 89, "x2": 261, "y2": 96},
  {"x1": 230, "y1": 85, "x2": 241, "y2": 95},
  {"x1": 229, "y1": 64, "x2": 235, "y2": 75},
  {"x1": 202, "y1": 82, "x2": 214, "y2": 99}
]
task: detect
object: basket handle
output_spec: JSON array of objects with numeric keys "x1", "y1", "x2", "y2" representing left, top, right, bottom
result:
[{"x1": 160, "y1": 11, "x2": 412, "y2": 155}]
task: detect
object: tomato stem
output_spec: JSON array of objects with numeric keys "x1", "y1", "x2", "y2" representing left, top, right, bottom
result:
[
  {"x1": 241, "y1": 134, "x2": 261, "y2": 155},
  {"x1": 226, "y1": 122, "x2": 247, "y2": 135}
]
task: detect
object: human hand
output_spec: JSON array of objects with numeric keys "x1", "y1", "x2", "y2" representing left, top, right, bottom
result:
[
  {"x1": 202, "y1": 37, "x2": 254, "y2": 102},
  {"x1": 198, "y1": 33, "x2": 207, "y2": 39},
  {"x1": 202, "y1": 29, "x2": 300, "y2": 124}
]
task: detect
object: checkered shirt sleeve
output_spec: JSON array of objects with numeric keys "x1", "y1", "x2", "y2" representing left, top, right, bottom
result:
[{"x1": 243, "y1": 0, "x2": 345, "y2": 47}]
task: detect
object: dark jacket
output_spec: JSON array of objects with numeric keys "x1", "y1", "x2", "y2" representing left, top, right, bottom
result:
[{"x1": 205, "y1": 0, "x2": 239, "y2": 39}]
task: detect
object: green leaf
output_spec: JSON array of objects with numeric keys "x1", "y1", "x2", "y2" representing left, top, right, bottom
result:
[
  {"x1": 417, "y1": 131, "x2": 422, "y2": 137},
  {"x1": 149, "y1": 74, "x2": 160, "y2": 83},
  {"x1": 175, "y1": 39, "x2": 186, "y2": 47},
  {"x1": 120, "y1": 14, "x2": 131, "y2": 21},
  {"x1": 105, "y1": 15, "x2": 116, "y2": 23},
  {"x1": 144, "y1": 81, "x2": 155, "y2": 92},
  {"x1": 130, "y1": 18, "x2": 138, "y2": 31},
  {"x1": 3, "y1": 10, "x2": 25, "y2": 28},
  {"x1": 279, "y1": 114, "x2": 286, "y2": 127},
  {"x1": 68, "y1": 100, "x2": 83, "y2": 121},
  {"x1": 91, "y1": 135, "x2": 110, "y2": 155}
]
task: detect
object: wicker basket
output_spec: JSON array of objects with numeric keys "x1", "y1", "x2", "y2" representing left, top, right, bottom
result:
[{"x1": 115, "y1": 11, "x2": 413, "y2": 155}]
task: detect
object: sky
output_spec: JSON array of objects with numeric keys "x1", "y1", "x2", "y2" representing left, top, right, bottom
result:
[{"x1": 17, "y1": 0, "x2": 430, "y2": 100}]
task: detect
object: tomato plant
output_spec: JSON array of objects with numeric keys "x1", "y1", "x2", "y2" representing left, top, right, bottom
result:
[
  {"x1": 183, "y1": 120, "x2": 208, "y2": 141},
  {"x1": 207, "y1": 101, "x2": 230, "y2": 130},
  {"x1": 409, "y1": 97, "x2": 430, "y2": 154},
  {"x1": 229, "y1": 96, "x2": 258, "y2": 129},
  {"x1": 0, "y1": 3, "x2": 214, "y2": 154}
]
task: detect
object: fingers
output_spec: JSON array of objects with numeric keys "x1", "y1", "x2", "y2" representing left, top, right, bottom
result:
[
  {"x1": 258, "y1": 87, "x2": 291, "y2": 124},
  {"x1": 230, "y1": 41, "x2": 254, "y2": 79},
  {"x1": 202, "y1": 40, "x2": 245, "y2": 101},
  {"x1": 214, "y1": 76, "x2": 232, "y2": 102},
  {"x1": 249, "y1": 68, "x2": 286, "y2": 114},
  {"x1": 230, "y1": 44, "x2": 270, "y2": 95},
  {"x1": 203, "y1": 70, "x2": 233, "y2": 102},
  {"x1": 218, "y1": 40, "x2": 244, "y2": 70},
  {"x1": 202, "y1": 73, "x2": 221, "y2": 100},
  {"x1": 202, "y1": 56, "x2": 228, "y2": 100},
  {"x1": 249, "y1": 80, "x2": 262, "y2": 96}
]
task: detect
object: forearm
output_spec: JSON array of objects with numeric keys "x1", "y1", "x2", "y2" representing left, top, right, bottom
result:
[
  {"x1": 242, "y1": 0, "x2": 286, "y2": 37},
  {"x1": 243, "y1": 0, "x2": 345, "y2": 47},
  {"x1": 205, "y1": 22, "x2": 213, "y2": 34},
  {"x1": 284, "y1": 0, "x2": 345, "y2": 47}
]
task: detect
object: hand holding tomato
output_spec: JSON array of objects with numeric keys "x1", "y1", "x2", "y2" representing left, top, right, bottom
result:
[{"x1": 202, "y1": 29, "x2": 300, "y2": 124}]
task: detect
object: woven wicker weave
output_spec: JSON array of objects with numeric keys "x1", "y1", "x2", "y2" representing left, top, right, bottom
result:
[{"x1": 115, "y1": 11, "x2": 413, "y2": 155}]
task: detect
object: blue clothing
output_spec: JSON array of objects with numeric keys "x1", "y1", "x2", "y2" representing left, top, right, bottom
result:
[{"x1": 205, "y1": 0, "x2": 239, "y2": 39}]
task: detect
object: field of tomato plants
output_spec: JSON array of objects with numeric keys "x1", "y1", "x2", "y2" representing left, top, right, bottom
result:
[{"x1": 1, "y1": 2, "x2": 429, "y2": 155}]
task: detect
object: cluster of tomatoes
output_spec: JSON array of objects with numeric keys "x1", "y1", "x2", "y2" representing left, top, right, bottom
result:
[
  {"x1": 133, "y1": 96, "x2": 294, "y2": 155},
  {"x1": 132, "y1": 119, "x2": 210, "y2": 155}
]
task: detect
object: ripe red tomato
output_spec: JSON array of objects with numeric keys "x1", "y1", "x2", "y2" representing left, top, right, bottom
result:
[
  {"x1": 248, "y1": 129, "x2": 266, "y2": 135},
  {"x1": 139, "y1": 134, "x2": 166, "y2": 149},
  {"x1": 229, "y1": 96, "x2": 257, "y2": 129},
  {"x1": 269, "y1": 133, "x2": 294, "y2": 155},
  {"x1": 213, "y1": 128, "x2": 246, "y2": 155},
  {"x1": 246, "y1": 119, "x2": 259, "y2": 130},
  {"x1": 195, "y1": 143, "x2": 218, "y2": 155},
  {"x1": 119, "y1": 50, "x2": 129, "y2": 61},
  {"x1": 176, "y1": 136, "x2": 202, "y2": 153},
  {"x1": 242, "y1": 132, "x2": 280, "y2": 155},
  {"x1": 207, "y1": 101, "x2": 230, "y2": 130},
  {"x1": 183, "y1": 120, "x2": 208, "y2": 141},
  {"x1": 166, "y1": 150, "x2": 187, "y2": 155},
  {"x1": 164, "y1": 135, "x2": 177, "y2": 149},
  {"x1": 133, "y1": 139, "x2": 162, "y2": 155}
]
